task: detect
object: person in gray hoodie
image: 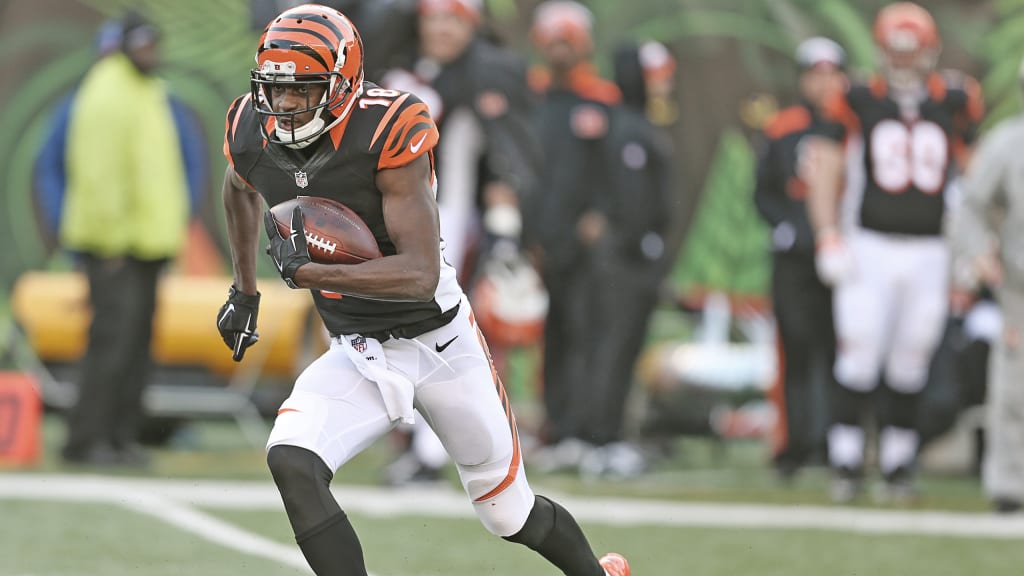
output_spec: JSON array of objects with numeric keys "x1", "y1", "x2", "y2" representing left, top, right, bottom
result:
[{"x1": 951, "y1": 56, "x2": 1024, "y2": 514}]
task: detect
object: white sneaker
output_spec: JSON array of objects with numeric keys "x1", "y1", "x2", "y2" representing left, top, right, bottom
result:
[
  {"x1": 530, "y1": 438, "x2": 592, "y2": 473},
  {"x1": 580, "y1": 442, "x2": 646, "y2": 481}
]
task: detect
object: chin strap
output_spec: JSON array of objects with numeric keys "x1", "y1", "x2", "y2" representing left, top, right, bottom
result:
[
  {"x1": 276, "y1": 83, "x2": 364, "y2": 149},
  {"x1": 277, "y1": 109, "x2": 327, "y2": 149}
]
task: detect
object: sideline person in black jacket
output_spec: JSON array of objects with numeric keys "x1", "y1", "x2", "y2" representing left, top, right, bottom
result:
[
  {"x1": 754, "y1": 37, "x2": 847, "y2": 479},
  {"x1": 567, "y1": 40, "x2": 677, "y2": 479}
]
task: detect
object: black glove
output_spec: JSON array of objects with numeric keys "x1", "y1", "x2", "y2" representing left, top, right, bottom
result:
[
  {"x1": 265, "y1": 206, "x2": 311, "y2": 289},
  {"x1": 216, "y1": 285, "x2": 260, "y2": 362}
]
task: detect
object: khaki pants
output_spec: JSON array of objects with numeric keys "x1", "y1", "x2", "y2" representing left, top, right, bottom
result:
[{"x1": 984, "y1": 287, "x2": 1024, "y2": 501}]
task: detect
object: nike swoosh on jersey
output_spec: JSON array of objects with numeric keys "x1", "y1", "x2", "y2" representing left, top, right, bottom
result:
[
  {"x1": 435, "y1": 335, "x2": 458, "y2": 353},
  {"x1": 410, "y1": 132, "x2": 428, "y2": 154}
]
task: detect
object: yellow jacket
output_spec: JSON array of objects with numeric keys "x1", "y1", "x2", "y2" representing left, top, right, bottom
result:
[{"x1": 60, "y1": 52, "x2": 188, "y2": 259}]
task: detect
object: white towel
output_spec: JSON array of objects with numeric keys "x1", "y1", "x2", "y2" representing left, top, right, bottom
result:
[{"x1": 339, "y1": 335, "x2": 416, "y2": 425}]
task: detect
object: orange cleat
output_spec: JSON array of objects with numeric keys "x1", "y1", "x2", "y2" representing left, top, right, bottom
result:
[{"x1": 599, "y1": 552, "x2": 631, "y2": 576}]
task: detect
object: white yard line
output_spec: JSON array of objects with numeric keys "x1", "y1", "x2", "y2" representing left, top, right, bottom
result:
[
  {"x1": 4, "y1": 473, "x2": 1024, "y2": 544},
  {"x1": 118, "y1": 491, "x2": 313, "y2": 573},
  {"x1": 0, "y1": 474, "x2": 354, "y2": 575}
]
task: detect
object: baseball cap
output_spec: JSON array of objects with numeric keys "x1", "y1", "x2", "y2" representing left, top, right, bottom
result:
[
  {"x1": 795, "y1": 36, "x2": 846, "y2": 70},
  {"x1": 639, "y1": 41, "x2": 676, "y2": 83},
  {"x1": 120, "y1": 10, "x2": 160, "y2": 50}
]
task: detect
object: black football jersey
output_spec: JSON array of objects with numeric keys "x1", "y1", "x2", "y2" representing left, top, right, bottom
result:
[
  {"x1": 754, "y1": 103, "x2": 830, "y2": 254},
  {"x1": 224, "y1": 82, "x2": 462, "y2": 336},
  {"x1": 823, "y1": 72, "x2": 983, "y2": 236}
]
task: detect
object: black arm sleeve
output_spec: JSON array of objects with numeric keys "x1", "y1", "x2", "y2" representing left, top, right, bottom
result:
[
  {"x1": 753, "y1": 135, "x2": 789, "y2": 228},
  {"x1": 650, "y1": 129, "x2": 676, "y2": 238}
]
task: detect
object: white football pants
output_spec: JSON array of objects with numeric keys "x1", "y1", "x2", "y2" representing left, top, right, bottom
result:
[
  {"x1": 267, "y1": 296, "x2": 534, "y2": 537},
  {"x1": 833, "y1": 229, "x2": 950, "y2": 393}
]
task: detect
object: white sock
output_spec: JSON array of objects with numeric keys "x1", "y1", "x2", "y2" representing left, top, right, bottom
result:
[
  {"x1": 879, "y1": 426, "x2": 918, "y2": 476},
  {"x1": 828, "y1": 423, "x2": 865, "y2": 470}
]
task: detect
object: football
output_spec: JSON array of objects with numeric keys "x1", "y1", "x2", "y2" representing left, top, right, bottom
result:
[{"x1": 269, "y1": 196, "x2": 382, "y2": 265}]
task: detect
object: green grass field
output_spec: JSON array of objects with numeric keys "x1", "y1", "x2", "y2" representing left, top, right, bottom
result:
[
  {"x1": 6, "y1": 498, "x2": 1024, "y2": 576},
  {"x1": 2, "y1": 416, "x2": 1020, "y2": 576}
]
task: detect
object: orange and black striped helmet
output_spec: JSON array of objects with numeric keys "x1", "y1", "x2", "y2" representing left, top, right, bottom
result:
[
  {"x1": 874, "y1": 2, "x2": 939, "y2": 53},
  {"x1": 873, "y1": 2, "x2": 940, "y2": 90},
  {"x1": 250, "y1": 4, "x2": 364, "y2": 147}
]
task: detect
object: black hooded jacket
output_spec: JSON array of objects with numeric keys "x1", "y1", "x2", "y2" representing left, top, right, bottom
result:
[{"x1": 605, "y1": 43, "x2": 675, "y2": 264}]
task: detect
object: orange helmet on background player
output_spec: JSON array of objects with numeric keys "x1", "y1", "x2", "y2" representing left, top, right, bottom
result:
[
  {"x1": 470, "y1": 249, "x2": 548, "y2": 348},
  {"x1": 251, "y1": 4, "x2": 364, "y2": 148},
  {"x1": 873, "y1": 2, "x2": 940, "y2": 91}
]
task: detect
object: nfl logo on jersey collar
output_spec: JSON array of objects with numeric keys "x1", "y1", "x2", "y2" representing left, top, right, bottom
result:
[{"x1": 295, "y1": 171, "x2": 309, "y2": 188}]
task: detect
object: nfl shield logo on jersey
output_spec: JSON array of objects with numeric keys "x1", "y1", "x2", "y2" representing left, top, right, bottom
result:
[
  {"x1": 294, "y1": 171, "x2": 308, "y2": 188},
  {"x1": 350, "y1": 335, "x2": 367, "y2": 353}
]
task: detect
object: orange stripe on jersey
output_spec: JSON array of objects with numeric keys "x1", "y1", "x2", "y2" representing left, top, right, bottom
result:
[
  {"x1": 763, "y1": 106, "x2": 811, "y2": 140},
  {"x1": 369, "y1": 93, "x2": 411, "y2": 150},
  {"x1": 277, "y1": 408, "x2": 301, "y2": 415},
  {"x1": 328, "y1": 109, "x2": 355, "y2": 150},
  {"x1": 869, "y1": 75, "x2": 887, "y2": 99},
  {"x1": 961, "y1": 74, "x2": 985, "y2": 123},
  {"x1": 927, "y1": 73, "x2": 947, "y2": 102},
  {"x1": 223, "y1": 94, "x2": 251, "y2": 167},
  {"x1": 471, "y1": 322, "x2": 522, "y2": 503},
  {"x1": 223, "y1": 110, "x2": 233, "y2": 166},
  {"x1": 573, "y1": 75, "x2": 622, "y2": 106},
  {"x1": 953, "y1": 74, "x2": 985, "y2": 169},
  {"x1": 264, "y1": 116, "x2": 276, "y2": 148},
  {"x1": 565, "y1": 62, "x2": 622, "y2": 105},
  {"x1": 378, "y1": 103, "x2": 439, "y2": 170},
  {"x1": 528, "y1": 65, "x2": 551, "y2": 94},
  {"x1": 822, "y1": 91, "x2": 860, "y2": 137},
  {"x1": 231, "y1": 93, "x2": 252, "y2": 142},
  {"x1": 237, "y1": 172, "x2": 257, "y2": 190}
]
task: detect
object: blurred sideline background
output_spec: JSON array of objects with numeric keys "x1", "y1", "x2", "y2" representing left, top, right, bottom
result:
[{"x1": 3, "y1": 1, "x2": 1024, "y2": 575}]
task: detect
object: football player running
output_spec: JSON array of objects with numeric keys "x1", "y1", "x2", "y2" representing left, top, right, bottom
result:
[
  {"x1": 806, "y1": 1, "x2": 984, "y2": 502},
  {"x1": 216, "y1": 5, "x2": 629, "y2": 575}
]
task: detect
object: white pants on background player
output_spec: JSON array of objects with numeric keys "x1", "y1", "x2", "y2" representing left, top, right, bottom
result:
[{"x1": 828, "y1": 228, "x2": 950, "y2": 475}]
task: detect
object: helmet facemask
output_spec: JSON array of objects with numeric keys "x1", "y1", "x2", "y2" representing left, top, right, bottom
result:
[
  {"x1": 879, "y1": 29, "x2": 938, "y2": 94},
  {"x1": 251, "y1": 54, "x2": 357, "y2": 149}
]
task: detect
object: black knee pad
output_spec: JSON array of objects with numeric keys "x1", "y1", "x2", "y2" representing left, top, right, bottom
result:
[
  {"x1": 830, "y1": 382, "x2": 870, "y2": 427},
  {"x1": 879, "y1": 386, "x2": 919, "y2": 430},
  {"x1": 267, "y1": 444, "x2": 339, "y2": 535}
]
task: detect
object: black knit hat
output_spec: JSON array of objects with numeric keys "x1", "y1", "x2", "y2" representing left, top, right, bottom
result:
[{"x1": 120, "y1": 10, "x2": 160, "y2": 51}]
